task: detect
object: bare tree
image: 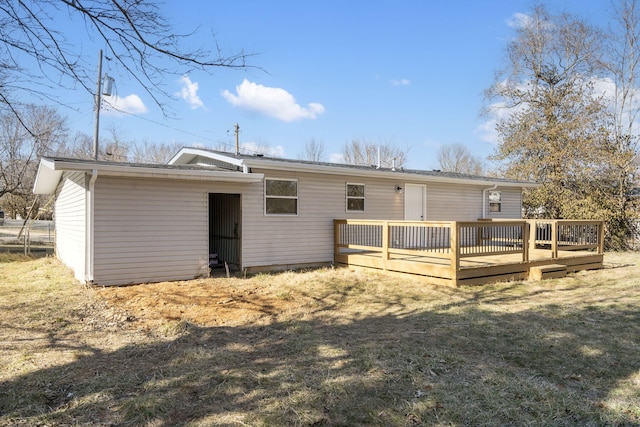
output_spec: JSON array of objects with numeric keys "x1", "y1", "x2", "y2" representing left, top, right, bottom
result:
[
  {"x1": 485, "y1": 5, "x2": 607, "y2": 200},
  {"x1": 485, "y1": 4, "x2": 637, "y2": 249},
  {"x1": 0, "y1": 1, "x2": 254, "y2": 121},
  {"x1": 299, "y1": 139, "x2": 325, "y2": 162},
  {"x1": 602, "y1": 0, "x2": 640, "y2": 247},
  {"x1": 607, "y1": 0, "x2": 640, "y2": 138},
  {"x1": 0, "y1": 105, "x2": 68, "y2": 217},
  {"x1": 0, "y1": 1, "x2": 254, "y2": 218},
  {"x1": 102, "y1": 126, "x2": 132, "y2": 162},
  {"x1": 341, "y1": 139, "x2": 408, "y2": 168},
  {"x1": 131, "y1": 140, "x2": 182, "y2": 164},
  {"x1": 54, "y1": 126, "x2": 131, "y2": 161},
  {"x1": 436, "y1": 144, "x2": 485, "y2": 175},
  {"x1": 58, "y1": 132, "x2": 95, "y2": 160}
]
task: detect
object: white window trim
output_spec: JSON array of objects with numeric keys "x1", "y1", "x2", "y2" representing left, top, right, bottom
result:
[
  {"x1": 488, "y1": 190, "x2": 502, "y2": 213},
  {"x1": 346, "y1": 182, "x2": 365, "y2": 212},
  {"x1": 264, "y1": 178, "x2": 298, "y2": 216}
]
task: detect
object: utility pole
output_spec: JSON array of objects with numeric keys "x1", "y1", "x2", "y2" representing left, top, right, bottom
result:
[
  {"x1": 93, "y1": 49, "x2": 103, "y2": 161},
  {"x1": 235, "y1": 123, "x2": 240, "y2": 155}
]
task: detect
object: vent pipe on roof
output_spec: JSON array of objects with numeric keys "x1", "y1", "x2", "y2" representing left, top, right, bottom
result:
[
  {"x1": 234, "y1": 123, "x2": 240, "y2": 156},
  {"x1": 376, "y1": 146, "x2": 381, "y2": 169}
]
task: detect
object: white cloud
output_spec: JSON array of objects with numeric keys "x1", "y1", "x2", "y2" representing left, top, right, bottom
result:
[
  {"x1": 177, "y1": 75, "x2": 205, "y2": 110},
  {"x1": 102, "y1": 94, "x2": 147, "y2": 115},
  {"x1": 222, "y1": 79, "x2": 325, "y2": 122},
  {"x1": 476, "y1": 118, "x2": 499, "y2": 145},
  {"x1": 590, "y1": 76, "x2": 640, "y2": 134},
  {"x1": 591, "y1": 76, "x2": 618, "y2": 102},
  {"x1": 391, "y1": 78, "x2": 411, "y2": 86},
  {"x1": 507, "y1": 12, "x2": 532, "y2": 29},
  {"x1": 507, "y1": 11, "x2": 553, "y2": 31},
  {"x1": 477, "y1": 98, "x2": 519, "y2": 145}
]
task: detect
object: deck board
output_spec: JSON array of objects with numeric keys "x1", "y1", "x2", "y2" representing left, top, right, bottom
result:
[
  {"x1": 334, "y1": 219, "x2": 604, "y2": 286},
  {"x1": 335, "y1": 248, "x2": 603, "y2": 286}
]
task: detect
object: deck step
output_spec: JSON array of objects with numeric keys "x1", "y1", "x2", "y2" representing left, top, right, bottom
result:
[{"x1": 529, "y1": 264, "x2": 567, "y2": 281}]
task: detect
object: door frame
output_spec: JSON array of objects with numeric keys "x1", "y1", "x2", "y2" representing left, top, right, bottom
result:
[
  {"x1": 208, "y1": 193, "x2": 242, "y2": 270},
  {"x1": 404, "y1": 183, "x2": 427, "y2": 221}
]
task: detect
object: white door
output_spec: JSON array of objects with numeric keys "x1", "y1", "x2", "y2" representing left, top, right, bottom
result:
[
  {"x1": 404, "y1": 184, "x2": 426, "y2": 221},
  {"x1": 401, "y1": 184, "x2": 427, "y2": 249}
]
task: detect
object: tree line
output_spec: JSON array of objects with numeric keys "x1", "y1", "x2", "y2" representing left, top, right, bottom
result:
[{"x1": 0, "y1": 105, "x2": 182, "y2": 219}]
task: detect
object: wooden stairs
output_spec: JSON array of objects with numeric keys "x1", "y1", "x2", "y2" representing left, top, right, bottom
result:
[{"x1": 529, "y1": 264, "x2": 567, "y2": 281}]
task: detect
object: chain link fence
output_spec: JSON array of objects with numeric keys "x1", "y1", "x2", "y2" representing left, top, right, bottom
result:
[{"x1": 0, "y1": 218, "x2": 54, "y2": 256}]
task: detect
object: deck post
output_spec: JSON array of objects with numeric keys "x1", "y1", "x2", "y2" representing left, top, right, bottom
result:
[
  {"x1": 598, "y1": 221, "x2": 605, "y2": 254},
  {"x1": 450, "y1": 221, "x2": 459, "y2": 285},
  {"x1": 382, "y1": 220, "x2": 390, "y2": 270},
  {"x1": 522, "y1": 221, "x2": 530, "y2": 262},
  {"x1": 333, "y1": 220, "x2": 341, "y2": 262},
  {"x1": 528, "y1": 220, "x2": 537, "y2": 253},
  {"x1": 551, "y1": 220, "x2": 559, "y2": 259}
]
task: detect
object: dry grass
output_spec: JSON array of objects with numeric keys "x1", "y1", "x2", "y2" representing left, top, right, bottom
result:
[{"x1": 1, "y1": 253, "x2": 639, "y2": 426}]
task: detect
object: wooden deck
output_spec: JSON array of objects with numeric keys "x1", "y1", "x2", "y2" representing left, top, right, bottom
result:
[{"x1": 334, "y1": 219, "x2": 604, "y2": 286}]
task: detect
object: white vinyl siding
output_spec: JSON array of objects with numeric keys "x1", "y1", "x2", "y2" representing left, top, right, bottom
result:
[
  {"x1": 425, "y1": 184, "x2": 522, "y2": 221},
  {"x1": 81, "y1": 165, "x2": 524, "y2": 283},
  {"x1": 241, "y1": 169, "x2": 403, "y2": 268},
  {"x1": 426, "y1": 183, "x2": 483, "y2": 221},
  {"x1": 54, "y1": 171, "x2": 87, "y2": 282},
  {"x1": 92, "y1": 176, "x2": 261, "y2": 286},
  {"x1": 485, "y1": 188, "x2": 522, "y2": 219}
]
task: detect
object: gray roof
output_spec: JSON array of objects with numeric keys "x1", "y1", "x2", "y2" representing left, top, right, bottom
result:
[
  {"x1": 34, "y1": 149, "x2": 539, "y2": 195},
  {"x1": 39, "y1": 156, "x2": 228, "y2": 171},
  {"x1": 33, "y1": 155, "x2": 263, "y2": 194},
  {"x1": 180, "y1": 147, "x2": 538, "y2": 187}
]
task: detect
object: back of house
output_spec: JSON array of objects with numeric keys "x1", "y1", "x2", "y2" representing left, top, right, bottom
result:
[{"x1": 33, "y1": 148, "x2": 536, "y2": 285}]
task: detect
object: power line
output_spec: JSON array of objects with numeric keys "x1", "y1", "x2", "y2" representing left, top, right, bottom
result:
[{"x1": 100, "y1": 101, "x2": 265, "y2": 155}]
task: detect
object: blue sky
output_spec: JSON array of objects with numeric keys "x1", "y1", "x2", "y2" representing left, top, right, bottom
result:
[{"x1": 54, "y1": 0, "x2": 611, "y2": 170}]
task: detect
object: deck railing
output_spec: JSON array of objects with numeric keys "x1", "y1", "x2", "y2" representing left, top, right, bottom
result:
[
  {"x1": 334, "y1": 219, "x2": 604, "y2": 269},
  {"x1": 528, "y1": 219, "x2": 604, "y2": 258}
]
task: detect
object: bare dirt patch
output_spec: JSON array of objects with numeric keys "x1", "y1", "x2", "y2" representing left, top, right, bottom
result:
[{"x1": 96, "y1": 276, "x2": 304, "y2": 329}]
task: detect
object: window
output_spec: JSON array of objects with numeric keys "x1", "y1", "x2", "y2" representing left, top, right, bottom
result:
[
  {"x1": 265, "y1": 179, "x2": 298, "y2": 215},
  {"x1": 346, "y1": 183, "x2": 365, "y2": 212},
  {"x1": 489, "y1": 191, "x2": 501, "y2": 213}
]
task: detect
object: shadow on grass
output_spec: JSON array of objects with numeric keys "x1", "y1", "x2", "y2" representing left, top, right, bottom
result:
[{"x1": 1, "y1": 287, "x2": 639, "y2": 426}]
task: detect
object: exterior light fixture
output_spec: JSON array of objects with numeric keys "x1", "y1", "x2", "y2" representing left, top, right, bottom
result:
[{"x1": 395, "y1": 186, "x2": 403, "y2": 193}]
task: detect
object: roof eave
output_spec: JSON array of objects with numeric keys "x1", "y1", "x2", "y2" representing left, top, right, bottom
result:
[
  {"x1": 33, "y1": 158, "x2": 63, "y2": 194},
  {"x1": 168, "y1": 148, "x2": 540, "y2": 188},
  {"x1": 33, "y1": 158, "x2": 263, "y2": 195},
  {"x1": 241, "y1": 158, "x2": 538, "y2": 187},
  {"x1": 169, "y1": 147, "x2": 245, "y2": 168}
]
